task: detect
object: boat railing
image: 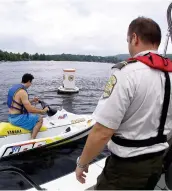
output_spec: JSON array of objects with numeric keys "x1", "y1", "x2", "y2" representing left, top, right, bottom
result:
[
  {"x1": 163, "y1": 2, "x2": 172, "y2": 56},
  {"x1": 0, "y1": 166, "x2": 46, "y2": 190}
]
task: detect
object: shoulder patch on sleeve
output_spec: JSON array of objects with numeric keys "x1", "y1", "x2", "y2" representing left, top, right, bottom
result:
[
  {"x1": 111, "y1": 59, "x2": 137, "y2": 70},
  {"x1": 103, "y1": 75, "x2": 117, "y2": 98}
]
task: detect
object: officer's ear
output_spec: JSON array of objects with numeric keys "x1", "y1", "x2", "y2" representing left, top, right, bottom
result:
[{"x1": 131, "y1": 33, "x2": 139, "y2": 46}]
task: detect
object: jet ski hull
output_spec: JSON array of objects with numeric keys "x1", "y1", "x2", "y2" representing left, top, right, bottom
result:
[{"x1": 0, "y1": 109, "x2": 95, "y2": 159}]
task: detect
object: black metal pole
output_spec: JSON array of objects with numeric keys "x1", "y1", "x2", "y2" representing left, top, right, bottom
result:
[{"x1": 0, "y1": 166, "x2": 46, "y2": 190}]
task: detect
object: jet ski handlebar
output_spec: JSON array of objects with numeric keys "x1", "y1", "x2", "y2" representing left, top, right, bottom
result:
[{"x1": 38, "y1": 100, "x2": 57, "y2": 117}]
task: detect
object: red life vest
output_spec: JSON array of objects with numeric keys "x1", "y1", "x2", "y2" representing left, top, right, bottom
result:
[{"x1": 127, "y1": 52, "x2": 172, "y2": 72}]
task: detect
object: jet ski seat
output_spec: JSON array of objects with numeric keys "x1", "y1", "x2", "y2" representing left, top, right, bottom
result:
[{"x1": 0, "y1": 122, "x2": 47, "y2": 136}]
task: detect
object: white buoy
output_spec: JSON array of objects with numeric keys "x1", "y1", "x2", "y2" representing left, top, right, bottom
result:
[{"x1": 58, "y1": 68, "x2": 79, "y2": 94}]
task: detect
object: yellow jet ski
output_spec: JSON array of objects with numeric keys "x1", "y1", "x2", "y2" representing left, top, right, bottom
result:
[{"x1": 0, "y1": 101, "x2": 95, "y2": 158}]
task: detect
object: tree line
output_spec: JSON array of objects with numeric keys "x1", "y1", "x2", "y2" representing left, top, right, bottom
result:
[{"x1": 0, "y1": 50, "x2": 121, "y2": 63}]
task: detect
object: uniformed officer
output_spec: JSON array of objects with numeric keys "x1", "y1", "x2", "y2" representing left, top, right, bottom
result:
[{"x1": 75, "y1": 16, "x2": 172, "y2": 190}]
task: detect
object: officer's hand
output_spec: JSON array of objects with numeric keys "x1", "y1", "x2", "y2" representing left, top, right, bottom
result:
[
  {"x1": 42, "y1": 107, "x2": 49, "y2": 113},
  {"x1": 75, "y1": 166, "x2": 89, "y2": 184}
]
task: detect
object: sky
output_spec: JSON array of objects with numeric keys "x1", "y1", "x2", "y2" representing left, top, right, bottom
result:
[{"x1": 0, "y1": 0, "x2": 172, "y2": 56}]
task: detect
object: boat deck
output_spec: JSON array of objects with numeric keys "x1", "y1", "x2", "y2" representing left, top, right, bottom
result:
[{"x1": 27, "y1": 157, "x2": 169, "y2": 191}]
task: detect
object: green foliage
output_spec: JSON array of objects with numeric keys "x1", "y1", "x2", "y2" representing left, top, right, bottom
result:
[
  {"x1": 0, "y1": 50, "x2": 120, "y2": 63},
  {"x1": 1, "y1": 49, "x2": 171, "y2": 63}
]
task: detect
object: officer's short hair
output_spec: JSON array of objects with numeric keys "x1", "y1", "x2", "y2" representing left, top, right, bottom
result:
[
  {"x1": 22, "y1": 73, "x2": 34, "y2": 83},
  {"x1": 128, "y1": 16, "x2": 161, "y2": 46}
]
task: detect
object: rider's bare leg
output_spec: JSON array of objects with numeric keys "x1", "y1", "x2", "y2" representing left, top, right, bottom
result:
[{"x1": 31, "y1": 116, "x2": 43, "y2": 139}]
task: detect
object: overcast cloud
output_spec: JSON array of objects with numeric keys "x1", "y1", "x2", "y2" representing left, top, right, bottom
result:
[{"x1": 0, "y1": 0, "x2": 172, "y2": 56}]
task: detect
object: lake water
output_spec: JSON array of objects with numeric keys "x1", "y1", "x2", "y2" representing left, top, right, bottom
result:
[{"x1": 0, "y1": 61, "x2": 112, "y2": 190}]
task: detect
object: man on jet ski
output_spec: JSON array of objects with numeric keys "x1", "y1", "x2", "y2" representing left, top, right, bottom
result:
[{"x1": 7, "y1": 73, "x2": 49, "y2": 139}]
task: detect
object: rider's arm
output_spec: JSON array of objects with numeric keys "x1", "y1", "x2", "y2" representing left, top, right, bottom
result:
[{"x1": 20, "y1": 90, "x2": 45, "y2": 114}]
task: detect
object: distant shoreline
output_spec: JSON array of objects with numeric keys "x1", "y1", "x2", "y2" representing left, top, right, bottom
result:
[
  {"x1": 1, "y1": 50, "x2": 171, "y2": 63},
  {"x1": 0, "y1": 50, "x2": 122, "y2": 63}
]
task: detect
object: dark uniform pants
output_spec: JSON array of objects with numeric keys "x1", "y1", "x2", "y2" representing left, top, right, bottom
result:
[{"x1": 94, "y1": 151, "x2": 164, "y2": 190}]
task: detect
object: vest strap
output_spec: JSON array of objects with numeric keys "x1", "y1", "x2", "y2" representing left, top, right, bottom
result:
[{"x1": 111, "y1": 71, "x2": 170, "y2": 147}]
